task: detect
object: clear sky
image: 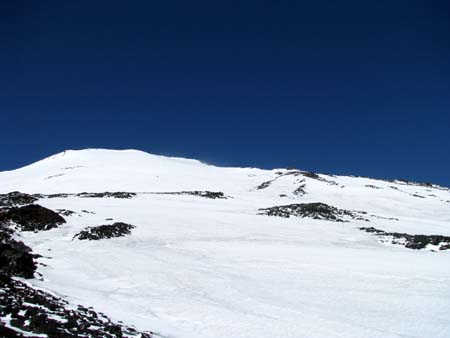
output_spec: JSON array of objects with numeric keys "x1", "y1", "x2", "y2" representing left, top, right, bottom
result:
[{"x1": 1, "y1": 0, "x2": 449, "y2": 186}]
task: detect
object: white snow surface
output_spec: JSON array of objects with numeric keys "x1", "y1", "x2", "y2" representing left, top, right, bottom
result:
[{"x1": 1, "y1": 149, "x2": 450, "y2": 338}]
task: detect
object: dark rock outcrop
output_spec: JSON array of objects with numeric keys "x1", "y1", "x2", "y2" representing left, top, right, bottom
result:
[
  {"x1": 0, "y1": 205, "x2": 66, "y2": 232},
  {"x1": 258, "y1": 202, "x2": 368, "y2": 222},
  {"x1": 0, "y1": 192, "x2": 38, "y2": 207},
  {"x1": 74, "y1": 222, "x2": 135, "y2": 240},
  {"x1": 0, "y1": 224, "x2": 36, "y2": 279},
  {"x1": 360, "y1": 226, "x2": 450, "y2": 251},
  {"x1": 0, "y1": 239, "x2": 36, "y2": 279}
]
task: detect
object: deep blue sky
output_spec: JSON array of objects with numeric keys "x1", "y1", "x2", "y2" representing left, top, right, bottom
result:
[{"x1": 1, "y1": 0, "x2": 449, "y2": 185}]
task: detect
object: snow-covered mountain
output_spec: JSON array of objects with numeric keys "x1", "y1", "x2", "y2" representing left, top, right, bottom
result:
[{"x1": 1, "y1": 149, "x2": 449, "y2": 338}]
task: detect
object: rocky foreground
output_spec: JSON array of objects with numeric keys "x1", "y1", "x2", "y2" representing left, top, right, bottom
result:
[{"x1": 0, "y1": 192, "x2": 152, "y2": 337}]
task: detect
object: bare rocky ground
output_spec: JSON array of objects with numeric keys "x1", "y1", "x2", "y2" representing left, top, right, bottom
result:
[{"x1": 258, "y1": 202, "x2": 369, "y2": 222}]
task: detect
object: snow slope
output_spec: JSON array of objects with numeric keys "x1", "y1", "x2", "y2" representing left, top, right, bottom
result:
[{"x1": 1, "y1": 149, "x2": 450, "y2": 338}]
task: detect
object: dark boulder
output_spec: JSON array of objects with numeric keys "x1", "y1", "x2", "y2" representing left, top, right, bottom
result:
[
  {"x1": 0, "y1": 205, "x2": 66, "y2": 232},
  {"x1": 0, "y1": 237, "x2": 36, "y2": 279}
]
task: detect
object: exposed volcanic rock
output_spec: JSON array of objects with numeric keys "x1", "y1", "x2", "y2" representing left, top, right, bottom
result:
[
  {"x1": 77, "y1": 192, "x2": 137, "y2": 199},
  {"x1": 360, "y1": 227, "x2": 450, "y2": 251},
  {"x1": 0, "y1": 239, "x2": 36, "y2": 279},
  {"x1": 258, "y1": 202, "x2": 368, "y2": 222},
  {"x1": 74, "y1": 222, "x2": 135, "y2": 240},
  {"x1": 0, "y1": 192, "x2": 38, "y2": 207},
  {"x1": 0, "y1": 274, "x2": 153, "y2": 337},
  {"x1": 0, "y1": 205, "x2": 66, "y2": 232},
  {"x1": 0, "y1": 225, "x2": 36, "y2": 279}
]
